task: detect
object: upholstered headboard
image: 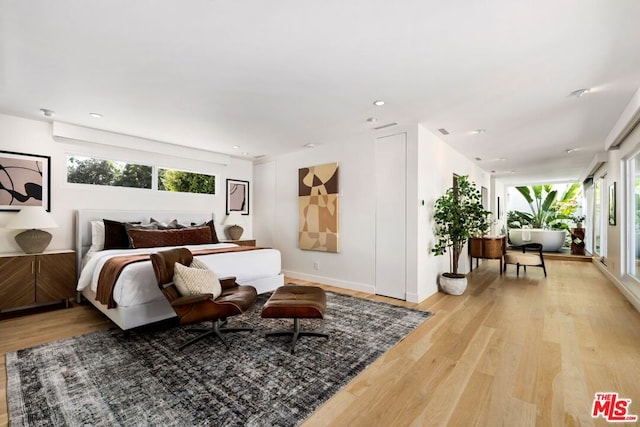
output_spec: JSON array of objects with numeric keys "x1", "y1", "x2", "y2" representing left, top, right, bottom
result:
[{"x1": 75, "y1": 209, "x2": 216, "y2": 275}]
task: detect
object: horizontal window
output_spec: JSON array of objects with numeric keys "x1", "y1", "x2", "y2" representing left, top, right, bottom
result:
[
  {"x1": 67, "y1": 155, "x2": 152, "y2": 189},
  {"x1": 67, "y1": 155, "x2": 217, "y2": 195},
  {"x1": 158, "y1": 168, "x2": 216, "y2": 194}
]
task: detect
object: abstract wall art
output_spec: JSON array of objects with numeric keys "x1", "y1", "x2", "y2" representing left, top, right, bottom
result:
[
  {"x1": 0, "y1": 150, "x2": 51, "y2": 212},
  {"x1": 298, "y1": 162, "x2": 339, "y2": 252},
  {"x1": 226, "y1": 178, "x2": 249, "y2": 215}
]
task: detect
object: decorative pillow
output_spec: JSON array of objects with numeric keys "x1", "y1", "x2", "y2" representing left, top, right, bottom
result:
[
  {"x1": 127, "y1": 226, "x2": 212, "y2": 249},
  {"x1": 150, "y1": 218, "x2": 180, "y2": 230},
  {"x1": 189, "y1": 220, "x2": 220, "y2": 244},
  {"x1": 207, "y1": 220, "x2": 220, "y2": 244},
  {"x1": 190, "y1": 257, "x2": 209, "y2": 270},
  {"x1": 125, "y1": 223, "x2": 158, "y2": 247},
  {"x1": 103, "y1": 219, "x2": 142, "y2": 249},
  {"x1": 88, "y1": 220, "x2": 105, "y2": 252},
  {"x1": 173, "y1": 262, "x2": 222, "y2": 298}
]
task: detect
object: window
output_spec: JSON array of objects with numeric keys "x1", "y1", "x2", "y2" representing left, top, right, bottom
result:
[
  {"x1": 593, "y1": 178, "x2": 602, "y2": 255},
  {"x1": 158, "y1": 168, "x2": 216, "y2": 194},
  {"x1": 627, "y1": 153, "x2": 640, "y2": 279},
  {"x1": 67, "y1": 155, "x2": 217, "y2": 195},
  {"x1": 67, "y1": 155, "x2": 152, "y2": 189}
]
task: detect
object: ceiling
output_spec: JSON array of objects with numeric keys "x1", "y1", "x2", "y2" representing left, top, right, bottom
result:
[{"x1": 1, "y1": 0, "x2": 640, "y2": 186}]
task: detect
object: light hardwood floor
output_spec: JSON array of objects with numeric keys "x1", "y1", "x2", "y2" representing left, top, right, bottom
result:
[{"x1": 2, "y1": 259, "x2": 639, "y2": 426}]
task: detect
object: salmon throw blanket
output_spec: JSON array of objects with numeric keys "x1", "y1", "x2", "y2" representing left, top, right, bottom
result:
[{"x1": 96, "y1": 246, "x2": 265, "y2": 308}]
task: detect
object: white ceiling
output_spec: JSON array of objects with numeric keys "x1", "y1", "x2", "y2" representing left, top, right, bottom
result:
[{"x1": 1, "y1": 0, "x2": 640, "y2": 185}]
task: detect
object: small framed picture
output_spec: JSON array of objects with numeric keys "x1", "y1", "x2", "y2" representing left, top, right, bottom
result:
[
  {"x1": 0, "y1": 150, "x2": 51, "y2": 212},
  {"x1": 226, "y1": 179, "x2": 249, "y2": 215},
  {"x1": 609, "y1": 182, "x2": 616, "y2": 226}
]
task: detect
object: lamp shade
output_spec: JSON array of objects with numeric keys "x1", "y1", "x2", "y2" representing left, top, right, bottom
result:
[{"x1": 6, "y1": 206, "x2": 59, "y2": 230}]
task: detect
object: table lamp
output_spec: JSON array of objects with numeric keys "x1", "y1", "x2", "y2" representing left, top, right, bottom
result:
[
  {"x1": 6, "y1": 206, "x2": 59, "y2": 253},
  {"x1": 224, "y1": 212, "x2": 244, "y2": 240}
]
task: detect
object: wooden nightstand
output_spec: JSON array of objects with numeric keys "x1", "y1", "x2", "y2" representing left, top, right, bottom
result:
[
  {"x1": 222, "y1": 239, "x2": 256, "y2": 247},
  {"x1": 0, "y1": 250, "x2": 76, "y2": 313}
]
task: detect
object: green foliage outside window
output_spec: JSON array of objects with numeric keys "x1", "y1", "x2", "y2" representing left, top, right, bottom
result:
[
  {"x1": 158, "y1": 168, "x2": 216, "y2": 194},
  {"x1": 67, "y1": 155, "x2": 215, "y2": 194}
]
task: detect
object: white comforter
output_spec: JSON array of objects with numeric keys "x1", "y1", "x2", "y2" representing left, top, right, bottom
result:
[{"x1": 77, "y1": 243, "x2": 282, "y2": 307}]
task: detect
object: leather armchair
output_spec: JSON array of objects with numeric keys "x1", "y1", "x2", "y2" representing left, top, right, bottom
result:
[{"x1": 150, "y1": 247, "x2": 257, "y2": 350}]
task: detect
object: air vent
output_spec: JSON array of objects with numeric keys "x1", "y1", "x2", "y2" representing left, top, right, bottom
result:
[
  {"x1": 438, "y1": 128, "x2": 450, "y2": 135},
  {"x1": 253, "y1": 154, "x2": 266, "y2": 159},
  {"x1": 374, "y1": 122, "x2": 398, "y2": 130}
]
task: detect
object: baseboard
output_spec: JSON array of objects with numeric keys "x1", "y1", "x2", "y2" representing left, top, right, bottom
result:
[
  {"x1": 592, "y1": 259, "x2": 640, "y2": 312},
  {"x1": 405, "y1": 291, "x2": 421, "y2": 304},
  {"x1": 282, "y1": 270, "x2": 375, "y2": 295}
]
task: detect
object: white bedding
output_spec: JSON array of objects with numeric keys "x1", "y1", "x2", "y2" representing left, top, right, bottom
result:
[{"x1": 77, "y1": 243, "x2": 282, "y2": 307}]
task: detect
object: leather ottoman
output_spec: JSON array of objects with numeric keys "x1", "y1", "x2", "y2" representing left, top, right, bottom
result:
[{"x1": 261, "y1": 285, "x2": 328, "y2": 353}]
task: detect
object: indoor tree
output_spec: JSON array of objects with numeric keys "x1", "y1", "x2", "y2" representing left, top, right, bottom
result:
[{"x1": 432, "y1": 175, "x2": 491, "y2": 277}]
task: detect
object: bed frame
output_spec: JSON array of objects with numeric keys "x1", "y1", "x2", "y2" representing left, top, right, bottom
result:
[{"x1": 75, "y1": 209, "x2": 284, "y2": 330}]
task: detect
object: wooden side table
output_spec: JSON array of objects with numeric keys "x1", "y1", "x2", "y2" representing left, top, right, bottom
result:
[
  {"x1": 0, "y1": 250, "x2": 76, "y2": 313},
  {"x1": 469, "y1": 236, "x2": 507, "y2": 274},
  {"x1": 570, "y1": 228, "x2": 586, "y2": 255}
]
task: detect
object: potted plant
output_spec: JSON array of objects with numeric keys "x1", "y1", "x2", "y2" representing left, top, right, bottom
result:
[
  {"x1": 432, "y1": 175, "x2": 490, "y2": 295},
  {"x1": 508, "y1": 183, "x2": 581, "y2": 251}
]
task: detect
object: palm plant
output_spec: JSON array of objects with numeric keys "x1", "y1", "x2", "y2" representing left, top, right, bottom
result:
[{"x1": 514, "y1": 183, "x2": 580, "y2": 229}]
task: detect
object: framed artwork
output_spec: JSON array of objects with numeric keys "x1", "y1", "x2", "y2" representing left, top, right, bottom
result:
[
  {"x1": 0, "y1": 150, "x2": 51, "y2": 212},
  {"x1": 226, "y1": 179, "x2": 249, "y2": 215},
  {"x1": 609, "y1": 182, "x2": 616, "y2": 226},
  {"x1": 481, "y1": 186, "x2": 488, "y2": 210},
  {"x1": 298, "y1": 162, "x2": 339, "y2": 252}
]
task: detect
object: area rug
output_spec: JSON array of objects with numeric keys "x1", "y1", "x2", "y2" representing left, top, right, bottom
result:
[{"x1": 7, "y1": 291, "x2": 433, "y2": 427}]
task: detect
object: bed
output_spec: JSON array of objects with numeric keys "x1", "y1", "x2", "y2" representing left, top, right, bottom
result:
[{"x1": 75, "y1": 209, "x2": 284, "y2": 330}]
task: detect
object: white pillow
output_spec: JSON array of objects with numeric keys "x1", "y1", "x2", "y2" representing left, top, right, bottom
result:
[
  {"x1": 84, "y1": 220, "x2": 105, "y2": 260},
  {"x1": 173, "y1": 262, "x2": 222, "y2": 299},
  {"x1": 190, "y1": 257, "x2": 209, "y2": 270}
]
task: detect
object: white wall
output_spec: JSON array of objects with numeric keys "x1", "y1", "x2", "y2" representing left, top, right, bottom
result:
[
  {"x1": 0, "y1": 113, "x2": 253, "y2": 253},
  {"x1": 416, "y1": 124, "x2": 491, "y2": 301},
  {"x1": 254, "y1": 122, "x2": 490, "y2": 303},
  {"x1": 260, "y1": 131, "x2": 377, "y2": 294},
  {"x1": 596, "y1": 122, "x2": 640, "y2": 311}
]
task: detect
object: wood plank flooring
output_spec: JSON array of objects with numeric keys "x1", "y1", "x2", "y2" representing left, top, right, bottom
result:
[{"x1": 1, "y1": 259, "x2": 639, "y2": 426}]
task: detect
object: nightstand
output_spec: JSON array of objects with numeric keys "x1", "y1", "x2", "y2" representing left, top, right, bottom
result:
[
  {"x1": 223, "y1": 239, "x2": 256, "y2": 247},
  {"x1": 0, "y1": 250, "x2": 76, "y2": 313}
]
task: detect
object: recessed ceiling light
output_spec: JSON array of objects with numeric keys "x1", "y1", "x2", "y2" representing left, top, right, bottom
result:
[
  {"x1": 495, "y1": 157, "x2": 507, "y2": 161},
  {"x1": 40, "y1": 108, "x2": 54, "y2": 117},
  {"x1": 373, "y1": 100, "x2": 385, "y2": 106},
  {"x1": 569, "y1": 88, "x2": 590, "y2": 98},
  {"x1": 304, "y1": 143, "x2": 316, "y2": 148},
  {"x1": 366, "y1": 117, "x2": 378, "y2": 123},
  {"x1": 89, "y1": 112, "x2": 103, "y2": 118},
  {"x1": 472, "y1": 129, "x2": 487, "y2": 135},
  {"x1": 474, "y1": 157, "x2": 482, "y2": 161},
  {"x1": 242, "y1": 152, "x2": 249, "y2": 156},
  {"x1": 566, "y1": 148, "x2": 581, "y2": 154},
  {"x1": 232, "y1": 145, "x2": 240, "y2": 149}
]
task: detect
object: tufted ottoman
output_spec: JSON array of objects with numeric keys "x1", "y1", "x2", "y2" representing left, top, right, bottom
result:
[{"x1": 261, "y1": 285, "x2": 328, "y2": 354}]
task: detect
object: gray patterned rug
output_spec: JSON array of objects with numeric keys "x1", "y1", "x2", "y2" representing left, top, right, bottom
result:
[{"x1": 7, "y1": 290, "x2": 433, "y2": 427}]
